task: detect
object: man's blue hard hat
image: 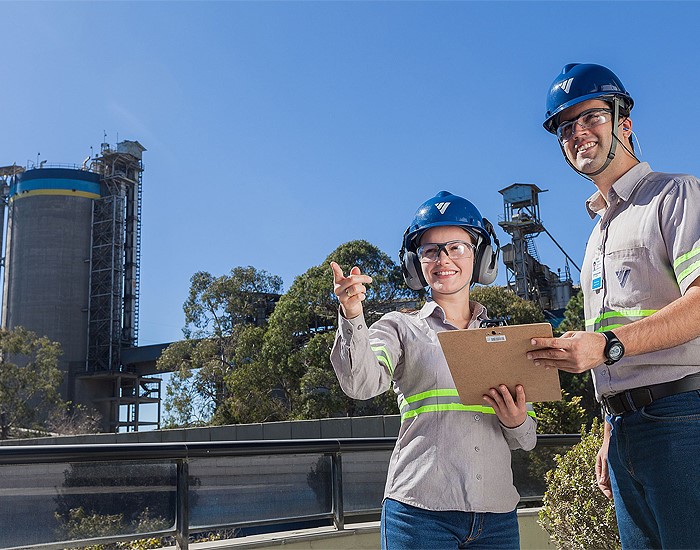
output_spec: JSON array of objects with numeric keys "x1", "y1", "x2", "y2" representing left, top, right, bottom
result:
[
  {"x1": 403, "y1": 190, "x2": 489, "y2": 251},
  {"x1": 543, "y1": 63, "x2": 634, "y2": 134}
]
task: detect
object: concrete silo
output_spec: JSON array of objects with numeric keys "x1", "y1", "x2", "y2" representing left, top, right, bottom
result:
[
  {"x1": 2, "y1": 166, "x2": 99, "y2": 400},
  {"x1": 0, "y1": 141, "x2": 160, "y2": 432}
]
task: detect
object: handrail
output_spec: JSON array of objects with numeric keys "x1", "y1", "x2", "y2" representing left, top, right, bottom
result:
[
  {"x1": 0, "y1": 437, "x2": 401, "y2": 464},
  {"x1": 0, "y1": 435, "x2": 581, "y2": 550}
]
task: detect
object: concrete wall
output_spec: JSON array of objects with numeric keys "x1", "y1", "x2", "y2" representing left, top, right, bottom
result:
[{"x1": 0, "y1": 415, "x2": 401, "y2": 446}]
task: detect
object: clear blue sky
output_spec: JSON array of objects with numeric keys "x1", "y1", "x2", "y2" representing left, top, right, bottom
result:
[{"x1": 2, "y1": 1, "x2": 699, "y2": 347}]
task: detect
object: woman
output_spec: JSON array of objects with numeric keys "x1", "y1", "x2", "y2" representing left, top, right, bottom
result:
[{"x1": 330, "y1": 191, "x2": 536, "y2": 549}]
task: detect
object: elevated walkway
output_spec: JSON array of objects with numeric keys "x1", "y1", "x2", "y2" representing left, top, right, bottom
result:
[{"x1": 0, "y1": 419, "x2": 571, "y2": 549}]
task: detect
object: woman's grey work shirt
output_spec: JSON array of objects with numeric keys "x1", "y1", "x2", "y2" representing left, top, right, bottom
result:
[{"x1": 330, "y1": 300, "x2": 537, "y2": 513}]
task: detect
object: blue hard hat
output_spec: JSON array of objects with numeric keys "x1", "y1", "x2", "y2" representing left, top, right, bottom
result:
[
  {"x1": 543, "y1": 63, "x2": 634, "y2": 134},
  {"x1": 403, "y1": 190, "x2": 490, "y2": 251}
]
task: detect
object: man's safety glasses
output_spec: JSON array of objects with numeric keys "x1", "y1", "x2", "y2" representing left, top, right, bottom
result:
[
  {"x1": 417, "y1": 241, "x2": 476, "y2": 263},
  {"x1": 556, "y1": 108, "x2": 613, "y2": 143}
]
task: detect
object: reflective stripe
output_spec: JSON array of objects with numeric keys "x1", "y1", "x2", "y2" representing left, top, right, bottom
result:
[
  {"x1": 404, "y1": 388, "x2": 460, "y2": 403},
  {"x1": 585, "y1": 309, "x2": 657, "y2": 332},
  {"x1": 673, "y1": 247, "x2": 700, "y2": 270},
  {"x1": 402, "y1": 403, "x2": 496, "y2": 421},
  {"x1": 399, "y1": 388, "x2": 537, "y2": 423},
  {"x1": 372, "y1": 345, "x2": 394, "y2": 376},
  {"x1": 673, "y1": 247, "x2": 700, "y2": 286},
  {"x1": 677, "y1": 260, "x2": 700, "y2": 287}
]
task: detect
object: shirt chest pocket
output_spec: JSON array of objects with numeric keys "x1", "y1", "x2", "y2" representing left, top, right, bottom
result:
[{"x1": 604, "y1": 246, "x2": 652, "y2": 308}]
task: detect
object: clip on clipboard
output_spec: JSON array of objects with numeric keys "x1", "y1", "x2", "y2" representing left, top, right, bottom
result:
[{"x1": 437, "y1": 322, "x2": 562, "y2": 406}]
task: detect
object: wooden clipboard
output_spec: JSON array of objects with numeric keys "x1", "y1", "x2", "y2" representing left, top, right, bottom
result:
[{"x1": 437, "y1": 322, "x2": 562, "y2": 405}]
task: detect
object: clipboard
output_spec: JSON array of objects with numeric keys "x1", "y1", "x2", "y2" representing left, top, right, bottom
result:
[{"x1": 437, "y1": 322, "x2": 562, "y2": 405}]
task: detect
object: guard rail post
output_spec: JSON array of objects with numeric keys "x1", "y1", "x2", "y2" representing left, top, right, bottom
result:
[
  {"x1": 176, "y1": 459, "x2": 189, "y2": 550},
  {"x1": 331, "y1": 451, "x2": 344, "y2": 530}
]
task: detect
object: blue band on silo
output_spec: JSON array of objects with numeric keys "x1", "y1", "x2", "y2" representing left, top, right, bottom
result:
[{"x1": 10, "y1": 177, "x2": 101, "y2": 200}]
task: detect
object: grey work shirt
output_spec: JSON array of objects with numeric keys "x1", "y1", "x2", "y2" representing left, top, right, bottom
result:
[
  {"x1": 581, "y1": 162, "x2": 700, "y2": 400},
  {"x1": 330, "y1": 300, "x2": 537, "y2": 513}
]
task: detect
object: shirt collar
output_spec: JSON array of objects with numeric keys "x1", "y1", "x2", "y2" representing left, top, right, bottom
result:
[
  {"x1": 585, "y1": 162, "x2": 653, "y2": 219},
  {"x1": 418, "y1": 299, "x2": 488, "y2": 327}
]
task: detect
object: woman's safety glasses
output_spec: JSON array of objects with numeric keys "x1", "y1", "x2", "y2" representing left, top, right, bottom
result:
[{"x1": 417, "y1": 241, "x2": 476, "y2": 263}]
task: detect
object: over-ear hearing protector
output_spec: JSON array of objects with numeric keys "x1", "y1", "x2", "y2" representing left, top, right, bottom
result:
[
  {"x1": 399, "y1": 227, "x2": 428, "y2": 291},
  {"x1": 474, "y1": 218, "x2": 500, "y2": 285}
]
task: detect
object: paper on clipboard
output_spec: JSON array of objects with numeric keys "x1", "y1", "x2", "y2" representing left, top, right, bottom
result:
[{"x1": 437, "y1": 323, "x2": 562, "y2": 405}]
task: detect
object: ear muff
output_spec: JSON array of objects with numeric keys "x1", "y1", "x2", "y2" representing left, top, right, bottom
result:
[
  {"x1": 473, "y1": 218, "x2": 500, "y2": 285},
  {"x1": 401, "y1": 248, "x2": 428, "y2": 290},
  {"x1": 399, "y1": 227, "x2": 428, "y2": 290}
]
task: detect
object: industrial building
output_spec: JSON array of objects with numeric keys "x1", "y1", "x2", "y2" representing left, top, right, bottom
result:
[
  {"x1": 498, "y1": 183, "x2": 578, "y2": 324},
  {"x1": 0, "y1": 141, "x2": 160, "y2": 433}
]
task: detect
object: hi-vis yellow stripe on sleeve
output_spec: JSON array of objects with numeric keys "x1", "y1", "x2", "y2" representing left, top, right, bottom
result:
[
  {"x1": 674, "y1": 247, "x2": 700, "y2": 287},
  {"x1": 371, "y1": 345, "x2": 394, "y2": 376}
]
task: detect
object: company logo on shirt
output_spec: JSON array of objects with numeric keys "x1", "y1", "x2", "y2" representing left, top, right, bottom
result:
[
  {"x1": 616, "y1": 268, "x2": 630, "y2": 288},
  {"x1": 435, "y1": 202, "x2": 450, "y2": 214},
  {"x1": 557, "y1": 78, "x2": 574, "y2": 94}
]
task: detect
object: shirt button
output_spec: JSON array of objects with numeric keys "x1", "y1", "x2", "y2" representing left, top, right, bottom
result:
[
  {"x1": 601, "y1": 369, "x2": 608, "y2": 375},
  {"x1": 474, "y1": 446, "x2": 480, "y2": 452},
  {"x1": 476, "y1": 474, "x2": 482, "y2": 480},
  {"x1": 357, "y1": 325, "x2": 363, "y2": 330},
  {"x1": 474, "y1": 415, "x2": 481, "y2": 422}
]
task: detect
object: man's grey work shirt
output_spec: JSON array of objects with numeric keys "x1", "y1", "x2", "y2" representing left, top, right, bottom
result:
[
  {"x1": 330, "y1": 300, "x2": 537, "y2": 513},
  {"x1": 582, "y1": 162, "x2": 700, "y2": 400}
]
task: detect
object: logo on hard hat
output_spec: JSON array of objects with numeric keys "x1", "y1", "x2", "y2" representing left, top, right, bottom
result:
[
  {"x1": 435, "y1": 202, "x2": 450, "y2": 214},
  {"x1": 557, "y1": 78, "x2": 574, "y2": 94}
]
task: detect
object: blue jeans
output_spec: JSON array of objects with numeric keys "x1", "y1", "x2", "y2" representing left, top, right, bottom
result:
[
  {"x1": 380, "y1": 498, "x2": 519, "y2": 549},
  {"x1": 606, "y1": 390, "x2": 700, "y2": 549}
]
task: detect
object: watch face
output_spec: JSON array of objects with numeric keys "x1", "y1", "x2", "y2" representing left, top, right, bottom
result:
[{"x1": 608, "y1": 342, "x2": 624, "y2": 361}]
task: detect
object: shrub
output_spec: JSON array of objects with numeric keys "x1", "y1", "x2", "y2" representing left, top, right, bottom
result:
[{"x1": 538, "y1": 418, "x2": 620, "y2": 549}]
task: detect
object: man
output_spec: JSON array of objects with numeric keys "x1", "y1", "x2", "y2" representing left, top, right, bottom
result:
[{"x1": 529, "y1": 63, "x2": 700, "y2": 548}]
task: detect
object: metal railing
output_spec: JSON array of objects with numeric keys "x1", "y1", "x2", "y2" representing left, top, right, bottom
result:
[{"x1": 0, "y1": 435, "x2": 579, "y2": 550}]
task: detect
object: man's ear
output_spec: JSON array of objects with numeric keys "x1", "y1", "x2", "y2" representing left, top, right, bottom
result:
[{"x1": 621, "y1": 117, "x2": 632, "y2": 135}]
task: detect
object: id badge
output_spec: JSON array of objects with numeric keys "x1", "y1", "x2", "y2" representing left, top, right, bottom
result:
[{"x1": 591, "y1": 249, "x2": 603, "y2": 291}]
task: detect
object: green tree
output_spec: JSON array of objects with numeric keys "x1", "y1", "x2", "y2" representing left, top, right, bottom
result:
[
  {"x1": 557, "y1": 289, "x2": 584, "y2": 333},
  {"x1": 470, "y1": 285, "x2": 546, "y2": 325},
  {"x1": 0, "y1": 327, "x2": 62, "y2": 439},
  {"x1": 233, "y1": 240, "x2": 418, "y2": 421},
  {"x1": 533, "y1": 390, "x2": 586, "y2": 435},
  {"x1": 157, "y1": 267, "x2": 282, "y2": 427}
]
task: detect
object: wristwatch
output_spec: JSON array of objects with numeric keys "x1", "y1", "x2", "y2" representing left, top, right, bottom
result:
[{"x1": 602, "y1": 331, "x2": 625, "y2": 365}]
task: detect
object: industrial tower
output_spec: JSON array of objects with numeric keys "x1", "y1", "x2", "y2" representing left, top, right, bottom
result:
[
  {"x1": 0, "y1": 141, "x2": 160, "y2": 432},
  {"x1": 498, "y1": 183, "x2": 577, "y2": 320}
]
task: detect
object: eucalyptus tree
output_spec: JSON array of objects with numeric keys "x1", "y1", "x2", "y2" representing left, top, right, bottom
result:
[{"x1": 158, "y1": 266, "x2": 283, "y2": 427}]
